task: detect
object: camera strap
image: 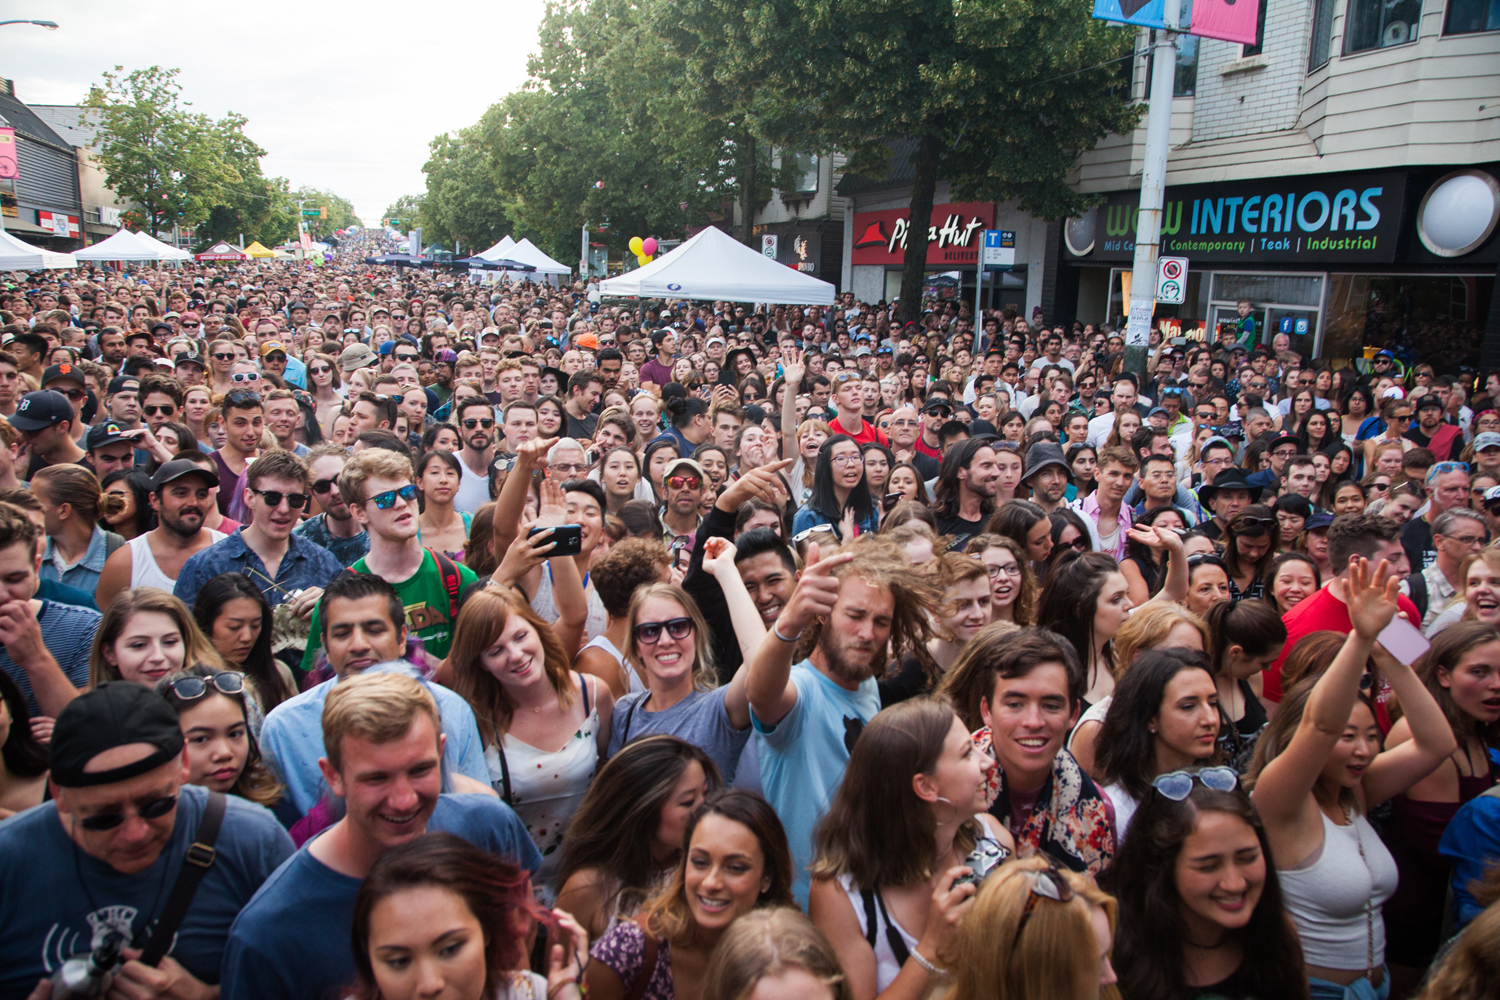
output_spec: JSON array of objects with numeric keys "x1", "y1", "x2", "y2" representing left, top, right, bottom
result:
[{"x1": 138, "y1": 791, "x2": 227, "y2": 967}]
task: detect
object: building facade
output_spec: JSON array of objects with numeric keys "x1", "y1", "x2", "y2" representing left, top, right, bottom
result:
[
  {"x1": 1058, "y1": 0, "x2": 1500, "y2": 364},
  {"x1": 0, "y1": 80, "x2": 84, "y2": 252},
  {"x1": 30, "y1": 105, "x2": 130, "y2": 246}
]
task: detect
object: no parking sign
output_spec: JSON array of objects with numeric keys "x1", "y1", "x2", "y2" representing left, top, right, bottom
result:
[{"x1": 1155, "y1": 256, "x2": 1188, "y2": 305}]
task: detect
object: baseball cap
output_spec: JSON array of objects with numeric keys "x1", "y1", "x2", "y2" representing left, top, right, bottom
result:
[
  {"x1": 41, "y1": 363, "x2": 85, "y2": 390},
  {"x1": 1413, "y1": 394, "x2": 1443, "y2": 411},
  {"x1": 50, "y1": 682, "x2": 186, "y2": 788},
  {"x1": 1148, "y1": 406, "x2": 1169, "y2": 418},
  {"x1": 1484, "y1": 485, "x2": 1500, "y2": 507},
  {"x1": 174, "y1": 350, "x2": 206, "y2": 369},
  {"x1": 9, "y1": 389, "x2": 75, "y2": 431},
  {"x1": 150, "y1": 458, "x2": 219, "y2": 492},
  {"x1": 854, "y1": 346, "x2": 871, "y2": 357},
  {"x1": 85, "y1": 421, "x2": 132, "y2": 450},
  {"x1": 259, "y1": 341, "x2": 288, "y2": 358},
  {"x1": 1304, "y1": 512, "x2": 1335, "y2": 532},
  {"x1": 663, "y1": 458, "x2": 707, "y2": 482},
  {"x1": 1475, "y1": 432, "x2": 1500, "y2": 452},
  {"x1": 107, "y1": 375, "x2": 140, "y2": 396},
  {"x1": 706, "y1": 336, "x2": 725, "y2": 347},
  {"x1": 377, "y1": 341, "x2": 396, "y2": 356},
  {"x1": 433, "y1": 348, "x2": 458, "y2": 364}
]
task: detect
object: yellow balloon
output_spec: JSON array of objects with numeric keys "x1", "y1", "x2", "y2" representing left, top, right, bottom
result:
[
  {"x1": 637, "y1": 253, "x2": 651, "y2": 266},
  {"x1": 629, "y1": 236, "x2": 644, "y2": 255}
]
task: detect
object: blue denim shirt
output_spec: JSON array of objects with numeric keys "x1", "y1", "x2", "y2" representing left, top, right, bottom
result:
[
  {"x1": 39, "y1": 526, "x2": 114, "y2": 594},
  {"x1": 173, "y1": 527, "x2": 345, "y2": 609}
]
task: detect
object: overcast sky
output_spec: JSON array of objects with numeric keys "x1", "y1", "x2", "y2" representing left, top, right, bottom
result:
[{"x1": 4, "y1": 0, "x2": 547, "y2": 225}]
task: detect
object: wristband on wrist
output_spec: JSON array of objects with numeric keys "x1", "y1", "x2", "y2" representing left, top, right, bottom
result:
[
  {"x1": 909, "y1": 947, "x2": 949, "y2": 977},
  {"x1": 771, "y1": 620, "x2": 799, "y2": 643}
]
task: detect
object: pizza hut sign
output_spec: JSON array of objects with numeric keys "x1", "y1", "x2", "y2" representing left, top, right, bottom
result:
[{"x1": 851, "y1": 202, "x2": 995, "y2": 266}]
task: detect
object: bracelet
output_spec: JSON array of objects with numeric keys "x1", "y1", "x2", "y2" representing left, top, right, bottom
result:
[
  {"x1": 771, "y1": 620, "x2": 799, "y2": 643},
  {"x1": 909, "y1": 947, "x2": 949, "y2": 978}
]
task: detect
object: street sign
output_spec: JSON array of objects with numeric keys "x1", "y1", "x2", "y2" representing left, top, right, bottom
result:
[
  {"x1": 300, "y1": 209, "x2": 321, "y2": 217},
  {"x1": 1155, "y1": 256, "x2": 1188, "y2": 304},
  {"x1": 761, "y1": 235, "x2": 778, "y2": 259},
  {"x1": 981, "y1": 230, "x2": 1015, "y2": 271}
]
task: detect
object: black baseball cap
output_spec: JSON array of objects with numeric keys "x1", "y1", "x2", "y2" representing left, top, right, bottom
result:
[
  {"x1": 107, "y1": 375, "x2": 141, "y2": 396},
  {"x1": 41, "y1": 363, "x2": 85, "y2": 390},
  {"x1": 9, "y1": 389, "x2": 75, "y2": 431},
  {"x1": 85, "y1": 421, "x2": 132, "y2": 450},
  {"x1": 150, "y1": 458, "x2": 218, "y2": 492},
  {"x1": 50, "y1": 682, "x2": 185, "y2": 788}
]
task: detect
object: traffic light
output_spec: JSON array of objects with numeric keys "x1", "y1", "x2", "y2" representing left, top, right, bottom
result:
[{"x1": 319, "y1": 206, "x2": 327, "y2": 219}]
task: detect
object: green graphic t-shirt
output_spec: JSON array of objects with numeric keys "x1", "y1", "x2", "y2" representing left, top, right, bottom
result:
[{"x1": 300, "y1": 550, "x2": 478, "y2": 672}]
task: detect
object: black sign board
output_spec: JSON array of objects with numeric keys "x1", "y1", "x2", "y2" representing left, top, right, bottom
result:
[{"x1": 1076, "y1": 170, "x2": 1406, "y2": 264}]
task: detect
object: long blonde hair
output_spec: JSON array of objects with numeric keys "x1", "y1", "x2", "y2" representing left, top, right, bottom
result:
[
  {"x1": 940, "y1": 856, "x2": 1117, "y2": 1000},
  {"x1": 623, "y1": 583, "x2": 717, "y2": 693},
  {"x1": 89, "y1": 588, "x2": 225, "y2": 689},
  {"x1": 449, "y1": 586, "x2": 575, "y2": 747}
]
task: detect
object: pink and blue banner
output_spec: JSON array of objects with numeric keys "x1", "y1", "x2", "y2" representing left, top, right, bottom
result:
[{"x1": 1093, "y1": 0, "x2": 1260, "y2": 45}]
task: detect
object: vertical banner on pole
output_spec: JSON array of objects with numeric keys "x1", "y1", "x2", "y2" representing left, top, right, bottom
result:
[
  {"x1": 0, "y1": 128, "x2": 17, "y2": 180},
  {"x1": 1190, "y1": 0, "x2": 1261, "y2": 43}
]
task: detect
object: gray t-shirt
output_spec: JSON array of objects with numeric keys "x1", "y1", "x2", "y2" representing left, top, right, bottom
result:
[{"x1": 608, "y1": 687, "x2": 750, "y2": 783}]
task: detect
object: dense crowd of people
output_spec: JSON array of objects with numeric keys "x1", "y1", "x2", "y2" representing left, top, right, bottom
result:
[{"x1": 1, "y1": 230, "x2": 1499, "y2": 1000}]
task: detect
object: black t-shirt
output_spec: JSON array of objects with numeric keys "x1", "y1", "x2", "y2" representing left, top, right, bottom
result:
[
  {"x1": 935, "y1": 511, "x2": 986, "y2": 550},
  {"x1": 1402, "y1": 515, "x2": 1435, "y2": 572},
  {"x1": 565, "y1": 411, "x2": 598, "y2": 440},
  {"x1": 879, "y1": 655, "x2": 930, "y2": 707}
]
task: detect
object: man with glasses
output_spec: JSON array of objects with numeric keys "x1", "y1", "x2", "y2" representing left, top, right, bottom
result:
[
  {"x1": 41, "y1": 363, "x2": 90, "y2": 437},
  {"x1": 0, "y1": 681, "x2": 294, "y2": 1000},
  {"x1": 96, "y1": 459, "x2": 228, "y2": 610},
  {"x1": 138, "y1": 374, "x2": 183, "y2": 437},
  {"x1": 1404, "y1": 460, "x2": 1473, "y2": 572},
  {"x1": 300, "y1": 449, "x2": 478, "y2": 676},
  {"x1": 661, "y1": 457, "x2": 708, "y2": 552},
  {"x1": 14, "y1": 388, "x2": 88, "y2": 480},
  {"x1": 176, "y1": 451, "x2": 342, "y2": 612},
  {"x1": 1402, "y1": 507, "x2": 1489, "y2": 630},
  {"x1": 453, "y1": 396, "x2": 498, "y2": 515},
  {"x1": 1249, "y1": 433, "x2": 1302, "y2": 492}
]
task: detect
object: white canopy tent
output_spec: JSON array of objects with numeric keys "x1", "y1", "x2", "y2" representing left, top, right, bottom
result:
[
  {"x1": 74, "y1": 229, "x2": 178, "y2": 262},
  {"x1": 132, "y1": 231, "x2": 191, "y2": 260},
  {"x1": 598, "y1": 225, "x2": 834, "y2": 304},
  {"x1": 476, "y1": 235, "x2": 517, "y2": 260},
  {"x1": 507, "y1": 238, "x2": 572, "y2": 275},
  {"x1": 0, "y1": 229, "x2": 77, "y2": 270}
]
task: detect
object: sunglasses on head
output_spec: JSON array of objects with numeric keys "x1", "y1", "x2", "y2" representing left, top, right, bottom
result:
[
  {"x1": 1013, "y1": 862, "x2": 1074, "y2": 943},
  {"x1": 1152, "y1": 766, "x2": 1239, "y2": 801},
  {"x1": 251, "y1": 488, "x2": 309, "y2": 510},
  {"x1": 225, "y1": 390, "x2": 262, "y2": 406},
  {"x1": 77, "y1": 793, "x2": 179, "y2": 832},
  {"x1": 369, "y1": 483, "x2": 419, "y2": 509},
  {"x1": 634, "y1": 616, "x2": 694, "y2": 645},
  {"x1": 167, "y1": 671, "x2": 245, "y2": 702}
]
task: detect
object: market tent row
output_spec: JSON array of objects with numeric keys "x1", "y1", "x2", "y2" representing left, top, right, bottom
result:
[
  {"x1": 598, "y1": 225, "x2": 835, "y2": 305},
  {"x1": 0, "y1": 229, "x2": 77, "y2": 269},
  {"x1": 478, "y1": 237, "x2": 571, "y2": 275}
]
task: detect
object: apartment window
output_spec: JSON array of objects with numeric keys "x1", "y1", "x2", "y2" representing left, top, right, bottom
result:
[
  {"x1": 1143, "y1": 33, "x2": 1201, "y2": 97},
  {"x1": 1445, "y1": 0, "x2": 1500, "y2": 33},
  {"x1": 1344, "y1": 0, "x2": 1422, "y2": 51},
  {"x1": 1243, "y1": 0, "x2": 1269, "y2": 55},
  {"x1": 1309, "y1": 0, "x2": 1337, "y2": 68}
]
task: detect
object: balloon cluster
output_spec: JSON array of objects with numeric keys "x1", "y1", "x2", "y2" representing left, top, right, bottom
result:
[{"x1": 628, "y1": 236, "x2": 658, "y2": 268}]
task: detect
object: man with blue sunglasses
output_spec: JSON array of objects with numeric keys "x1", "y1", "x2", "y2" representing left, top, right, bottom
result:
[{"x1": 299, "y1": 448, "x2": 476, "y2": 677}]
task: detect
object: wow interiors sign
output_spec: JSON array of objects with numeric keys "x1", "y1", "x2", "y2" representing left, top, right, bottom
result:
[
  {"x1": 852, "y1": 202, "x2": 996, "y2": 267},
  {"x1": 1075, "y1": 172, "x2": 1406, "y2": 264}
]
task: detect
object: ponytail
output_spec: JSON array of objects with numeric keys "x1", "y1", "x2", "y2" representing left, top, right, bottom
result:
[{"x1": 32, "y1": 464, "x2": 121, "y2": 524}]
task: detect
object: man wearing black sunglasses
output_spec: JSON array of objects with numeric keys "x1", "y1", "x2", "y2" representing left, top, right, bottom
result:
[
  {"x1": 176, "y1": 451, "x2": 343, "y2": 614},
  {"x1": 0, "y1": 682, "x2": 294, "y2": 1000}
]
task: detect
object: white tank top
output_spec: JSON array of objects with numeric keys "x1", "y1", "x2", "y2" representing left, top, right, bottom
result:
[
  {"x1": 129, "y1": 530, "x2": 226, "y2": 592},
  {"x1": 838, "y1": 874, "x2": 921, "y2": 993},
  {"x1": 580, "y1": 634, "x2": 644, "y2": 694},
  {"x1": 1279, "y1": 810, "x2": 1398, "y2": 970},
  {"x1": 531, "y1": 564, "x2": 608, "y2": 640},
  {"x1": 453, "y1": 455, "x2": 491, "y2": 515}
]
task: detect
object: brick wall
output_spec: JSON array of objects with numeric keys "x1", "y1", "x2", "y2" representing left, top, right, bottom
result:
[{"x1": 1191, "y1": 0, "x2": 1313, "y2": 142}]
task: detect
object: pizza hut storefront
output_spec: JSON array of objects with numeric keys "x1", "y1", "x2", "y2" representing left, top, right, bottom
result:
[
  {"x1": 847, "y1": 200, "x2": 1040, "y2": 317},
  {"x1": 1055, "y1": 166, "x2": 1500, "y2": 368}
]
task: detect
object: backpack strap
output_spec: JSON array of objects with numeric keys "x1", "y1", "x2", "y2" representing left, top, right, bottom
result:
[
  {"x1": 427, "y1": 547, "x2": 462, "y2": 621},
  {"x1": 138, "y1": 791, "x2": 227, "y2": 966},
  {"x1": 104, "y1": 530, "x2": 125, "y2": 560},
  {"x1": 624, "y1": 915, "x2": 660, "y2": 1000},
  {"x1": 1406, "y1": 569, "x2": 1429, "y2": 621}
]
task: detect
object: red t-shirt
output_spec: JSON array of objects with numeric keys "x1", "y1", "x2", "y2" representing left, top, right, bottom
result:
[
  {"x1": 829, "y1": 415, "x2": 889, "y2": 448},
  {"x1": 1264, "y1": 585, "x2": 1419, "y2": 717}
]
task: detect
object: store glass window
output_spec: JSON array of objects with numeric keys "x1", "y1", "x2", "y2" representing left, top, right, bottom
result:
[
  {"x1": 1143, "y1": 33, "x2": 1201, "y2": 97},
  {"x1": 1323, "y1": 274, "x2": 1494, "y2": 367},
  {"x1": 1309, "y1": 0, "x2": 1337, "y2": 69},
  {"x1": 789, "y1": 154, "x2": 819, "y2": 195},
  {"x1": 1243, "y1": 0, "x2": 1269, "y2": 56},
  {"x1": 1444, "y1": 0, "x2": 1500, "y2": 33},
  {"x1": 1208, "y1": 273, "x2": 1325, "y2": 359},
  {"x1": 1344, "y1": 0, "x2": 1422, "y2": 52}
]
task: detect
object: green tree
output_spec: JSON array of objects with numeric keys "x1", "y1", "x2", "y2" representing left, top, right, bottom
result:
[
  {"x1": 419, "y1": 128, "x2": 510, "y2": 253},
  {"x1": 292, "y1": 186, "x2": 358, "y2": 236},
  {"x1": 84, "y1": 66, "x2": 246, "y2": 236},
  {"x1": 383, "y1": 194, "x2": 424, "y2": 231},
  {"x1": 671, "y1": 0, "x2": 1140, "y2": 319}
]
